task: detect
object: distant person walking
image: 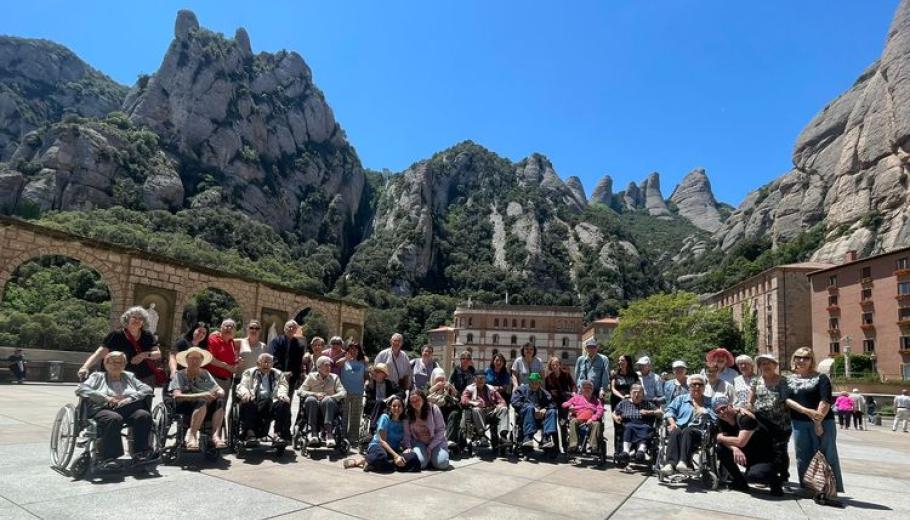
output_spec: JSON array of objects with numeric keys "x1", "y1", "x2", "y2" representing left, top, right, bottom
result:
[
  {"x1": 7, "y1": 348, "x2": 27, "y2": 383},
  {"x1": 834, "y1": 391, "x2": 854, "y2": 430},
  {"x1": 850, "y1": 388, "x2": 866, "y2": 430},
  {"x1": 893, "y1": 389, "x2": 910, "y2": 432}
]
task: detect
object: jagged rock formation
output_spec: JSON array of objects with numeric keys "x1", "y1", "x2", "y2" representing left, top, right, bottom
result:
[
  {"x1": 641, "y1": 172, "x2": 671, "y2": 217},
  {"x1": 716, "y1": 0, "x2": 910, "y2": 261},
  {"x1": 621, "y1": 181, "x2": 642, "y2": 210},
  {"x1": 591, "y1": 175, "x2": 613, "y2": 205},
  {"x1": 566, "y1": 176, "x2": 587, "y2": 207},
  {"x1": 669, "y1": 168, "x2": 724, "y2": 233},
  {"x1": 0, "y1": 36, "x2": 127, "y2": 160}
]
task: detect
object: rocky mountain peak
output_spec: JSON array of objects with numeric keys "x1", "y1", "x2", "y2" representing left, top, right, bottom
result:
[
  {"x1": 565, "y1": 176, "x2": 587, "y2": 207},
  {"x1": 641, "y1": 171, "x2": 671, "y2": 217},
  {"x1": 669, "y1": 168, "x2": 723, "y2": 233},
  {"x1": 591, "y1": 175, "x2": 613, "y2": 204},
  {"x1": 621, "y1": 181, "x2": 642, "y2": 210}
]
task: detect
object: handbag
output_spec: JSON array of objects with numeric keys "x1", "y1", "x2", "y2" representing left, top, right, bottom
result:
[
  {"x1": 125, "y1": 329, "x2": 167, "y2": 386},
  {"x1": 803, "y1": 448, "x2": 838, "y2": 503}
]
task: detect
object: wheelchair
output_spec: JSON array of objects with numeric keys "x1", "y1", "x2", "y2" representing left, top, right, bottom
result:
[
  {"x1": 227, "y1": 397, "x2": 288, "y2": 458},
  {"x1": 564, "y1": 413, "x2": 607, "y2": 465},
  {"x1": 655, "y1": 414, "x2": 720, "y2": 489},
  {"x1": 357, "y1": 410, "x2": 373, "y2": 454},
  {"x1": 460, "y1": 405, "x2": 512, "y2": 458},
  {"x1": 151, "y1": 395, "x2": 223, "y2": 464},
  {"x1": 291, "y1": 398, "x2": 350, "y2": 457},
  {"x1": 611, "y1": 419, "x2": 659, "y2": 473},
  {"x1": 50, "y1": 396, "x2": 158, "y2": 479},
  {"x1": 511, "y1": 404, "x2": 560, "y2": 460}
]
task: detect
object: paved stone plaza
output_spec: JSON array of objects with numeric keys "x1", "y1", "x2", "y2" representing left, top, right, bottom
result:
[{"x1": 0, "y1": 383, "x2": 907, "y2": 520}]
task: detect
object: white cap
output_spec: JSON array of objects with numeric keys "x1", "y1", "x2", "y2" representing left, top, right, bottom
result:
[
  {"x1": 583, "y1": 338, "x2": 598, "y2": 348},
  {"x1": 671, "y1": 360, "x2": 688, "y2": 369},
  {"x1": 636, "y1": 356, "x2": 651, "y2": 366}
]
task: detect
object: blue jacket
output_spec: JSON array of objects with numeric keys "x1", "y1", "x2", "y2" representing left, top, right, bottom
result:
[
  {"x1": 665, "y1": 393, "x2": 716, "y2": 428},
  {"x1": 511, "y1": 383, "x2": 555, "y2": 411},
  {"x1": 574, "y1": 353, "x2": 610, "y2": 396}
]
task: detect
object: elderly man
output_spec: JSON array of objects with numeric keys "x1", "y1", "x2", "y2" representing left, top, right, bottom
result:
[
  {"x1": 169, "y1": 347, "x2": 226, "y2": 450},
  {"x1": 236, "y1": 353, "x2": 291, "y2": 445},
  {"x1": 663, "y1": 360, "x2": 689, "y2": 402},
  {"x1": 373, "y1": 333, "x2": 412, "y2": 389},
  {"x1": 511, "y1": 372, "x2": 558, "y2": 449},
  {"x1": 77, "y1": 351, "x2": 154, "y2": 468},
  {"x1": 268, "y1": 320, "x2": 305, "y2": 392},
  {"x1": 461, "y1": 371, "x2": 510, "y2": 448},
  {"x1": 206, "y1": 319, "x2": 240, "y2": 394},
  {"x1": 715, "y1": 396, "x2": 784, "y2": 496},
  {"x1": 574, "y1": 339, "x2": 610, "y2": 399},
  {"x1": 298, "y1": 356, "x2": 346, "y2": 447},
  {"x1": 636, "y1": 356, "x2": 664, "y2": 404},
  {"x1": 893, "y1": 389, "x2": 910, "y2": 432}
]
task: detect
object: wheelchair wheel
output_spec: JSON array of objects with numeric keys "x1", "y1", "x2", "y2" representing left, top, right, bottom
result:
[
  {"x1": 703, "y1": 470, "x2": 720, "y2": 490},
  {"x1": 50, "y1": 404, "x2": 78, "y2": 470},
  {"x1": 70, "y1": 452, "x2": 91, "y2": 480},
  {"x1": 150, "y1": 403, "x2": 168, "y2": 456}
]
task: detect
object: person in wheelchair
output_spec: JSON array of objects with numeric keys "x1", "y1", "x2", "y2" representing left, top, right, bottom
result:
[
  {"x1": 236, "y1": 353, "x2": 291, "y2": 445},
  {"x1": 714, "y1": 397, "x2": 785, "y2": 496},
  {"x1": 169, "y1": 346, "x2": 226, "y2": 450},
  {"x1": 426, "y1": 368, "x2": 460, "y2": 447},
  {"x1": 76, "y1": 351, "x2": 155, "y2": 469},
  {"x1": 660, "y1": 374, "x2": 716, "y2": 477},
  {"x1": 511, "y1": 372, "x2": 557, "y2": 449},
  {"x1": 298, "y1": 356, "x2": 346, "y2": 447},
  {"x1": 461, "y1": 371, "x2": 510, "y2": 449},
  {"x1": 562, "y1": 379, "x2": 604, "y2": 454},
  {"x1": 612, "y1": 383, "x2": 661, "y2": 464}
]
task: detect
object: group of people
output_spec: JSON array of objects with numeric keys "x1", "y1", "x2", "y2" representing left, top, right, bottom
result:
[{"x1": 72, "y1": 306, "x2": 850, "y2": 500}]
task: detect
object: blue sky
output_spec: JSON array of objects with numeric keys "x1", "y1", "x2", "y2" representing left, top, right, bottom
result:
[{"x1": 1, "y1": 1, "x2": 900, "y2": 206}]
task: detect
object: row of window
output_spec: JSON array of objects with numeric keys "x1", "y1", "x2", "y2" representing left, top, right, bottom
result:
[
  {"x1": 457, "y1": 317, "x2": 579, "y2": 331},
  {"x1": 826, "y1": 257, "x2": 910, "y2": 288},
  {"x1": 828, "y1": 338, "x2": 879, "y2": 354},
  {"x1": 463, "y1": 333, "x2": 571, "y2": 347},
  {"x1": 828, "y1": 308, "x2": 910, "y2": 330},
  {"x1": 469, "y1": 348, "x2": 574, "y2": 361}
]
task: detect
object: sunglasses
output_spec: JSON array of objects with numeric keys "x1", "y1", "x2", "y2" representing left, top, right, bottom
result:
[
  {"x1": 249, "y1": 326, "x2": 261, "y2": 330},
  {"x1": 690, "y1": 382, "x2": 705, "y2": 387},
  {"x1": 794, "y1": 356, "x2": 812, "y2": 362}
]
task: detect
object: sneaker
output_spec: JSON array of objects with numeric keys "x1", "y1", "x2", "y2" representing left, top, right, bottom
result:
[
  {"x1": 100, "y1": 458, "x2": 121, "y2": 470},
  {"x1": 476, "y1": 437, "x2": 490, "y2": 448},
  {"x1": 499, "y1": 431, "x2": 511, "y2": 445},
  {"x1": 541, "y1": 436, "x2": 555, "y2": 449},
  {"x1": 521, "y1": 438, "x2": 535, "y2": 448},
  {"x1": 659, "y1": 464, "x2": 674, "y2": 477},
  {"x1": 447, "y1": 440, "x2": 457, "y2": 449},
  {"x1": 675, "y1": 461, "x2": 689, "y2": 473},
  {"x1": 326, "y1": 433, "x2": 336, "y2": 448},
  {"x1": 307, "y1": 433, "x2": 319, "y2": 445},
  {"x1": 634, "y1": 449, "x2": 646, "y2": 463}
]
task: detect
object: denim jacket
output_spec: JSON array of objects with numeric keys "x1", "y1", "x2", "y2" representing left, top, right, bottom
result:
[{"x1": 664, "y1": 394, "x2": 716, "y2": 428}]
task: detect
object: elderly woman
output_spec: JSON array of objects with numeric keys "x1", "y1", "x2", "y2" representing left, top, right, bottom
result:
[
  {"x1": 206, "y1": 319, "x2": 240, "y2": 395},
  {"x1": 340, "y1": 342, "x2": 367, "y2": 446},
  {"x1": 366, "y1": 363, "x2": 405, "y2": 426},
  {"x1": 343, "y1": 396, "x2": 419, "y2": 472},
  {"x1": 511, "y1": 343, "x2": 542, "y2": 389},
  {"x1": 321, "y1": 336, "x2": 346, "y2": 376},
  {"x1": 612, "y1": 383, "x2": 662, "y2": 463},
  {"x1": 403, "y1": 389, "x2": 450, "y2": 469},
  {"x1": 562, "y1": 380, "x2": 604, "y2": 454},
  {"x1": 410, "y1": 345, "x2": 439, "y2": 391},
  {"x1": 236, "y1": 320, "x2": 267, "y2": 375},
  {"x1": 704, "y1": 354, "x2": 735, "y2": 402},
  {"x1": 749, "y1": 353, "x2": 791, "y2": 486},
  {"x1": 485, "y1": 353, "x2": 513, "y2": 403},
  {"x1": 77, "y1": 351, "x2": 154, "y2": 468},
  {"x1": 732, "y1": 355, "x2": 755, "y2": 408},
  {"x1": 834, "y1": 391, "x2": 854, "y2": 430},
  {"x1": 661, "y1": 374, "x2": 716, "y2": 476},
  {"x1": 663, "y1": 360, "x2": 689, "y2": 402},
  {"x1": 783, "y1": 347, "x2": 844, "y2": 495},
  {"x1": 298, "y1": 355, "x2": 346, "y2": 447},
  {"x1": 169, "y1": 346, "x2": 226, "y2": 449},
  {"x1": 78, "y1": 306, "x2": 162, "y2": 387}
]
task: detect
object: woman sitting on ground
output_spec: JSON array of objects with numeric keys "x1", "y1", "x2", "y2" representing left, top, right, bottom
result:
[
  {"x1": 612, "y1": 383, "x2": 662, "y2": 464},
  {"x1": 402, "y1": 389, "x2": 450, "y2": 469},
  {"x1": 660, "y1": 374, "x2": 715, "y2": 476},
  {"x1": 76, "y1": 351, "x2": 155, "y2": 469},
  {"x1": 343, "y1": 396, "x2": 419, "y2": 472}
]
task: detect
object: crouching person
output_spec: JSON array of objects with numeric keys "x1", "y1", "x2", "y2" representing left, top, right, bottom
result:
[
  {"x1": 236, "y1": 353, "x2": 291, "y2": 445},
  {"x1": 715, "y1": 397, "x2": 785, "y2": 496}
]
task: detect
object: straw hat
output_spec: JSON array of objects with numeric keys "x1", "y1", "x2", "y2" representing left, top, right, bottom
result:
[
  {"x1": 176, "y1": 346, "x2": 212, "y2": 367},
  {"x1": 373, "y1": 363, "x2": 390, "y2": 377}
]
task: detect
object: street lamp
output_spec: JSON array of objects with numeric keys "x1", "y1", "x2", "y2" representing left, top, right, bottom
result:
[
  {"x1": 843, "y1": 335, "x2": 852, "y2": 379},
  {"x1": 870, "y1": 352, "x2": 877, "y2": 380}
]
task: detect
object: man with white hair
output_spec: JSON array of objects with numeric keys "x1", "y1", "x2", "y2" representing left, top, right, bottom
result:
[
  {"x1": 893, "y1": 389, "x2": 910, "y2": 432},
  {"x1": 269, "y1": 319, "x2": 305, "y2": 392},
  {"x1": 574, "y1": 339, "x2": 610, "y2": 399},
  {"x1": 374, "y1": 333, "x2": 412, "y2": 390},
  {"x1": 236, "y1": 353, "x2": 291, "y2": 445},
  {"x1": 636, "y1": 356, "x2": 664, "y2": 404},
  {"x1": 298, "y1": 355, "x2": 347, "y2": 447}
]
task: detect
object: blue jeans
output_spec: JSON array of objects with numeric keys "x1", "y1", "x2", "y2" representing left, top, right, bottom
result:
[
  {"x1": 411, "y1": 441, "x2": 450, "y2": 469},
  {"x1": 791, "y1": 419, "x2": 844, "y2": 492},
  {"x1": 519, "y1": 406, "x2": 557, "y2": 440}
]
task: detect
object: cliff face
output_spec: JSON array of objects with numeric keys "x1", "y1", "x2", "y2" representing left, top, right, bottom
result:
[
  {"x1": 669, "y1": 168, "x2": 724, "y2": 233},
  {"x1": 716, "y1": 0, "x2": 910, "y2": 261}
]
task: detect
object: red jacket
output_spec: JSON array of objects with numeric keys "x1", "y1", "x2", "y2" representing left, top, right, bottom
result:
[{"x1": 206, "y1": 333, "x2": 238, "y2": 379}]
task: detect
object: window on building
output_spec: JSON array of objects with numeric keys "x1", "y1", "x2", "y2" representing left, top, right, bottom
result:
[
  {"x1": 492, "y1": 348, "x2": 499, "y2": 357},
  {"x1": 494, "y1": 318, "x2": 499, "y2": 327},
  {"x1": 829, "y1": 317, "x2": 839, "y2": 330},
  {"x1": 512, "y1": 319, "x2": 517, "y2": 328},
  {"x1": 562, "y1": 337, "x2": 569, "y2": 347},
  {"x1": 898, "y1": 257, "x2": 909, "y2": 270},
  {"x1": 529, "y1": 336, "x2": 536, "y2": 346},
  {"x1": 521, "y1": 319, "x2": 526, "y2": 328},
  {"x1": 830, "y1": 342, "x2": 840, "y2": 354},
  {"x1": 863, "y1": 339, "x2": 875, "y2": 353},
  {"x1": 766, "y1": 334, "x2": 773, "y2": 347},
  {"x1": 899, "y1": 307, "x2": 910, "y2": 320},
  {"x1": 901, "y1": 336, "x2": 910, "y2": 350},
  {"x1": 510, "y1": 335, "x2": 517, "y2": 345},
  {"x1": 828, "y1": 295, "x2": 839, "y2": 306},
  {"x1": 900, "y1": 282, "x2": 910, "y2": 295},
  {"x1": 862, "y1": 312, "x2": 874, "y2": 324},
  {"x1": 510, "y1": 349, "x2": 517, "y2": 359},
  {"x1": 492, "y1": 334, "x2": 499, "y2": 345},
  {"x1": 862, "y1": 266, "x2": 871, "y2": 279},
  {"x1": 828, "y1": 275, "x2": 838, "y2": 287},
  {"x1": 468, "y1": 317, "x2": 473, "y2": 327},
  {"x1": 530, "y1": 319, "x2": 536, "y2": 329},
  {"x1": 466, "y1": 333, "x2": 474, "y2": 344},
  {"x1": 862, "y1": 288, "x2": 872, "y2": 301},
  {"x1": 561, "y1": 351, "x2": 569, "y2": 360}
]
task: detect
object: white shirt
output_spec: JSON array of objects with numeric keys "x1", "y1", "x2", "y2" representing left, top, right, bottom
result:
[{"x1": 374, "y1": 348, "x2": 412, "y2": 383}]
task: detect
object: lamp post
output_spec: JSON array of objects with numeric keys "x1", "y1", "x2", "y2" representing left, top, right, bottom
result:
[
  {"x1": 870, "y1": 352, "x2": 878, "y2": 381},
  {"x1": 843, "y1": 335, "x2": 852, "y2": 379}
]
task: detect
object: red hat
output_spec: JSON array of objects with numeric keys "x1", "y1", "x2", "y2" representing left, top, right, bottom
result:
[{"x1": 706, "y1": 347, "x2": 734, "y2": 368}]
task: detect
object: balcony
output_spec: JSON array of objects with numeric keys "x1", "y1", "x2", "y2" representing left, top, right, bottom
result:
[
  {"x1": 896, "y1": 293, "x2": 910, "y2": 302},
  {"x1": 825, "y1": 305, "x2": 840, "y2": 312},
  {"x1": 827, "y1": 328, "x2": 841, "y2": 335},
  {"x1": 860, "y1": 299, "x2": 874, "y2": 307},
  {"x1": 827, "y1": 286, "x2": 839, "y2": 293},
  {"x1": 860, "y1": 323, "x2": 875, "y2": 331},
  {"x1": 894, "y1": 268, "x2": 910, "y2": 277},
  {"x1": 861, "y1": 277, "x2": 874, "y2": 286},
  {"x1": 898, "y1": 319, "x2": 910, "y2": 327}
]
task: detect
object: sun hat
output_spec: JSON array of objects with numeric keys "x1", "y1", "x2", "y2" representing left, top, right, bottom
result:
[
  {"x1": 584, "y1": 338, "x2": 598, "y2": 348},
  {"x1": 636, "y1": 356, "x2": 651, "y2": 366},
  {"x1": 706, "y1": 347, "x2": 735, "y2": 367},
  {"x1": 671, "y1": 360, "x2": 688, "y2": 369},
  {"x1": 528, "y1": 372, "x2": 542, "y2": 383},
  {"x1": 176, "y1": 346, "x2": 212, "y2": 368},
  {"x1": 373, "y1": 363, "x2": 390, "y2": 377},
  {"x1": 754, "y1": 354, "x2": 777, "y2": 366}
]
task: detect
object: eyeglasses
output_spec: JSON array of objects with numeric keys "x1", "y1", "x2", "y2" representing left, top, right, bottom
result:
[
  {"x1": 794, "y1": 356, "x2": 812, "y2": 362},
  {"x1": 249, "y1": 326, "x2": 261, "y2": 330},
  {"x1": 690, "y1": 382, "x2": 705, "y2": 387}
]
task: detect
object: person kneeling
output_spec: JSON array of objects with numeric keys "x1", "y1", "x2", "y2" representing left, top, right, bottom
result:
[
  {"x1": 298, "y1": 356, "x2": 346, "y2": 447},
  {"x1": 715, "y1": 397, "x2": 784, "y2": 496},
  {"x1": 76, "y1": 351, "x2": 154, "y2": 469},
  {"x1": 511, "y1": 372, "x2": 557, "y2": 449},
  {"x1": 563, "y1": 379, "x2": 605, "y2": 454},
  {"x1": 236, "y1": 353, "x2": 291, "y2": 446},
  {"x1": 462, "y1": 371, "x2": 510, "y2": 448},
  {"x1": 612, "y1": 383, "x2": 661, "y2": 463},
  {"x1": 170, "y1": 347, "x2": 226, "y2": 450}
]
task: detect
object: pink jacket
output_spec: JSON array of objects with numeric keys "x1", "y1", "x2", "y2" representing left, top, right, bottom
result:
[
  {"x1": 561, "y1": 393, "x2": 604, "y2": 422},
  {"x1": 834, "y1": 395, "x2": 854, "y2": 412},
  {"x1": 402, "y1": 403, "x2": 447, "y2": 453}
]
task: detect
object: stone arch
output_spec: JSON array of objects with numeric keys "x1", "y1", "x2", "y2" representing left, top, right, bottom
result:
[
  {"x1": 180, "y1": 282, "x2": 250, "y2": 332},
  {"x1": 0, "y1": 246, "x2": 124, "y2": 327}
]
